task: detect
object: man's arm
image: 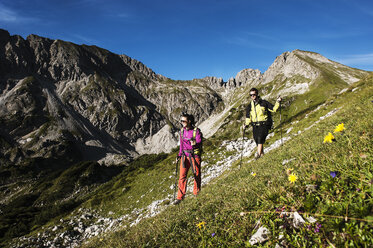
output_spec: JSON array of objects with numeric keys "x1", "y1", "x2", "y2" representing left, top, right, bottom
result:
[{"x1": 268, "y1": 97, "x2": 282, "y2": 113}]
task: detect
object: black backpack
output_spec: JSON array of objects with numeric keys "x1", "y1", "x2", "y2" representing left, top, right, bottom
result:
[{"x1": 266, "y1": 112, "x2": 273, "y2": 130}]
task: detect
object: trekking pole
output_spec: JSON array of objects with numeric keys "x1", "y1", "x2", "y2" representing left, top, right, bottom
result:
[
  {"x1": 173, "y1": 157, "x2": 180, "y2": 201},
  {"x1": 239, "y1": 126, "x2": 246, "y2": 169},
  {"x1": 279, "y1": 100, "x2": 283, "y2": 146}
]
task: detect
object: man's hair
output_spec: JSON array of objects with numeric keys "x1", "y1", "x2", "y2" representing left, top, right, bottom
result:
[
  {"x1": 181, "y1": 112, "x2": 195, "y2": 126},
  {"x1": 250, "y1": 88, "x2": 259, "y2": 95}
]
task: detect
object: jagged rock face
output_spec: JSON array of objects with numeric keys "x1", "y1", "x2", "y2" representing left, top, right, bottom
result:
[
  {"x1": 120, "y1": 54, "x2": 166, "y2": 81},
  {"x1": 0, "y1": 77, "x2": 47, "y2": 136},
  {"x1": 262, "y1": 50, "x2": 320, "y2": 85},
  {"x1": 263, "y1": 49, "x2": 368, "y2": 86},
  {"x1": 294, "y1": 50, "x2": 365, "y2": 84},
  {"x1": 58, "y1": 73, "x2": 165, "y2": 142},
  {"x1": 125, "y1": 73, "x2": 224, "y2": 128},
  {"x1": 0, "y1": 29, "x2": 223, "y2": 163},
  {"x1": 200, "y1": 76, "x2": 224, "y2": 91},
  {"x1": 223, "y1": 72, "x2": 262, "y2": 91},
  {"x1": 260, "y1": 50, "x2": 368, "y2": 97},
  {"x1": 226, "y1": 77, "x2": 236, "y2": 89},
  {"x1": 235, "y1": 68, "x2": 262, "y2": 87}
]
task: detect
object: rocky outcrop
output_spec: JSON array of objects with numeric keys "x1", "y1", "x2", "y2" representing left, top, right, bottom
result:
[
  {"x1": 0, "y1": 29, "x2": 223, "y2": 165},
  {"x1": 201, "y1": 76, "x2": 224, "y2": 91},
  {"x1": 259, "y1": 50, "x2": 368, "y2": 97},
  {"x1": 293, "y1": 50, "x2": 365, "y2": 84},
  {"x1": 263, "y1": 50, "x2": 368, "y2": 86},
  {"x1": 235, "y1": 68, "x2": 262, "y2": 87},
  {"x1": 120, "y1": 54, "x2": 166, "y2": 81},
  {"x1": 124, "y1": 72, "x2": 224, "y2": 128},
  {"x1": 262, "y1": 50, "x2": 320, "y2": 85},
  {"x1": 225, "y1": 77, "x2": 236, "y2": 89}
]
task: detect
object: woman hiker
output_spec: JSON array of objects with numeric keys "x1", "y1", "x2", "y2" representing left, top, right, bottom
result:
[
  {"x1": 244, "y1": 88, "x2": 282, "y2": 159},
  {"x1": 173, "y1": 113, "x2": 202, "y2": 205}
]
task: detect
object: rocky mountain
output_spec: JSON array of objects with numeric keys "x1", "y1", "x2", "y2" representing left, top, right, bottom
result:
[
  {"x1": 261, "y1": 50, "x2": 366, "y2": 96},
  {"x1": 0, "y1": 29, "x2": 224, "y2": 167},
  {"x1": 0, "y1": 29, "x2": 370, "y2": 167}
]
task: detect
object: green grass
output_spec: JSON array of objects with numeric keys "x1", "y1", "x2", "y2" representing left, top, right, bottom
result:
[
  {"x1": 0, "y1": 161, "x2": 123, "y2": 246},
  {"x1": 82, "y1": 75, "x2": 372, "y2": 247},
  {"x1": 83, "y1": 153, "x2": 171, "y2": 213}
]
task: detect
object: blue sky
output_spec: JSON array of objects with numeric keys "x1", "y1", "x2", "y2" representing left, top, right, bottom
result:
[{"x1": 0, "y1": 0, "x2": 372, "y2": 81}]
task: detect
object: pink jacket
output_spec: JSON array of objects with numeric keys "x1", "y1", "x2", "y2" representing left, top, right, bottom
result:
[{"x1": 178, "y1": 127, "x2": 202, "y2": 157}]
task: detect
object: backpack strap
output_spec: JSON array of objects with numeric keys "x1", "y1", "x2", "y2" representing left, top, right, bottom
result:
[
  {"x1": 251, "y1": 101, "x2": 258, "y2": 123},
  {"x1": 192, "y1": 128, "x2": 202, "y2": 156},
  {"x1": 180, "y1": 127, "x2": 188, "y2": 142}
]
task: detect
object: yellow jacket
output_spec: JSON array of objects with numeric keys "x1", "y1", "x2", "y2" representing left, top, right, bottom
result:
[{"x1": 245, "y1": 98, "x2": 280, "y2": 126}]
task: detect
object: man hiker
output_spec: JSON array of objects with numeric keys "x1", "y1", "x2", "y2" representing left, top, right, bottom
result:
[
  {"x1": 244, "y1": 88, "x2": 282, "y2": 159},
  {"x1": 173, "y1": 113, "x2": 202, "y2": 205}
]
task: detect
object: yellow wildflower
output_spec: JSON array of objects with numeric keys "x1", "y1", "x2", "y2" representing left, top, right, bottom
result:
[
  {"x1": 288, "y1": 173, "x2": 298, "y2": 183},
  {"x1": 196, "y1": 221, "x2": 206, "y2": 229},
  {"x1": 333, "y1": 123, "x2": 345, "y2": 133},
  {"x1": 251, "y1": 172, "x2": 256, "y2": 177},
  {"x1": 323, "y1": 132, "x2": 335, "y2": 143}
]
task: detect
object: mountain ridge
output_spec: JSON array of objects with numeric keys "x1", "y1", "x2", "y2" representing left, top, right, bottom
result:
[
  {"x1": 0, "y1": 29, "x2": 224, "y2": 165},
  {"x1": 0, "y1": 29, "x2": 370, "y2": 165}
]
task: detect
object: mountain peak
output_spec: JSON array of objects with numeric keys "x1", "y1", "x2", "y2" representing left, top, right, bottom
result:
[
  {"x1": 262, "y1": 50, "x2": 320, "y2": 86},
  {"x1": 235, "y1": 68, "x2": 262, "y2": 87},
  {"x1": 262, "y1": 50, "x2": 366, "y2": 88},
  {"x1": 292, "y1": 49, "x2": 334, "y2": 65}
]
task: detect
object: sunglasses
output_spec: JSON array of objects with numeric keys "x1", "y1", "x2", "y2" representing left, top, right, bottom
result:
[
  {"x1": 250, "y1": 94, "x2": 257, "y2": 97},
  {"x1": 180, "y1": 120, "x2": 187, "y2": 123}
]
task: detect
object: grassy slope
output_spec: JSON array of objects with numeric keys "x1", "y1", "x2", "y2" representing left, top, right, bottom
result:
[
  {"x1": 83, "y1": 75, "x2": 372, "y2": 247},
  {"x1": 0, "y1": 160, "x2": 123, "y2": 246}
]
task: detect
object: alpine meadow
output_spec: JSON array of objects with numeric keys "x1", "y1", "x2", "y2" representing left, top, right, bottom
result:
[{"x1": 0, "y1": 29, "x2": 372, "y2": 247}]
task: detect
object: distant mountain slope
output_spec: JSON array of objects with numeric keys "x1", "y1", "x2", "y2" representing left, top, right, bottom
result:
[{"x1": 0, "y1": 29, "x2": 223, "y2": 166}]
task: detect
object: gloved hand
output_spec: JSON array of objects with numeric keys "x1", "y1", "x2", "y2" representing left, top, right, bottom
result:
[{"x1": 277, "y1": 96, "x2": 282, "y2": 102}]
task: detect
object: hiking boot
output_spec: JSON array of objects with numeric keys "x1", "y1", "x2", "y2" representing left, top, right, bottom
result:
[
  {"x1": 254, "y1": 152, "x2": 260, "y2": 160},
  {"x1": 173, "y1": 199, "x2": 182, "y2": 205}
]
